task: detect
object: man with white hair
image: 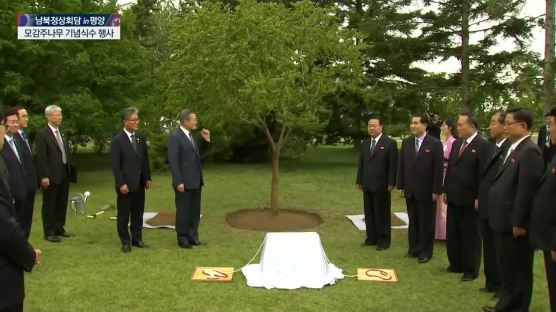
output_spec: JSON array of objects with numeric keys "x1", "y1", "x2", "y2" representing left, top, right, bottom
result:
[{"x1": 35, "y1": 105, "x2": 76, "y2": 243}]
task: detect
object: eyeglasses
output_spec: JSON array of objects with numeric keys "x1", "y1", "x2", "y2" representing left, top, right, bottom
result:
[
  {"x1": 504, "y1": 121, "x2": 522, "y2": 126},
  {"x1": 125, "y1": 118, "x2": 140, "y2": 122}
]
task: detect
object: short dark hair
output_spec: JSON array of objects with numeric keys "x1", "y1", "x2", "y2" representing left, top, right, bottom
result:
[
  {"x1": 179, "y1": 108, "x2": 196, "y2": 123},
  {"x1": 411, "y1": 113, "x2": 429, "y2": 126},
  {"x1": 4, "y1": 107, "x2": 19, "y2": 123},
  {"x1": 120, "y1": 107, "x2": 139, "y2": 122},
  {"x1": 458, "y1": 112, "x2": 479, "y2": 129},
  {"x1": 12, "y1": 105, "x2": 25, "y2": 114},
  {"x1": 493, "y1": 111, "x2": 506, "y2": 125},
  {"x1": 506, "y1": 107, "x2": 534, "y2": 130},
  {"x1": 444, "y1": 117, "x2": 458, "y2": 138},
  {"x1": 547, "y1": 107, "x2": 556, "y2": 119},
  {"x1": 368, "y1": 115, "x2": 384, "y2": 126}
]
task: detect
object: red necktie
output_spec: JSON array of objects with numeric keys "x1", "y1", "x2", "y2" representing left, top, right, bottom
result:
[{"x1": 458, "y1": 141, "x2": 468, "y2": 158}]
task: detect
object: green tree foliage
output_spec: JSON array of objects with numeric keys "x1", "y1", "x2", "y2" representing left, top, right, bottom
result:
[{"x1": 165, "y1": 0, "x2": 364, "y2": 211}]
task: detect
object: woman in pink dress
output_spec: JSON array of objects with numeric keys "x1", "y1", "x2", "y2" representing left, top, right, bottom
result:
[{"x1": 435, "y1": 118, "x2": 457, "y2": 240}]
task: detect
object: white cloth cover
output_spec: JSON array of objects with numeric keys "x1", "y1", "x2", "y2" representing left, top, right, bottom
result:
[{"x1": 242, "y1": 232, "x2": 344, "y2": 289}]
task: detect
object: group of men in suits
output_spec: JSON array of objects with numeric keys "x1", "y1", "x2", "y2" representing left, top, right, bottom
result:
[
  {"x1": 357, "y1": 108, "x2": 555, "y2": 312},
  {"x1": 0, "y1": 109, "x2": 41, "y2": 312},
  {"x1": 0, "y1": 105, "x2": 76, "y2": 244},
  {"x1": 109, "y1": 107, "x2": 211, "y2": 253}
]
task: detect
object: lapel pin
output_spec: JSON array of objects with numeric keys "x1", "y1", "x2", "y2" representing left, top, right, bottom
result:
[
  {"x1": 380, "y1": 146, "x2": 385, "y2": 150},
  {"x1": 425, "y1": 149, "x2": 430, "y2": 153},
  {"x1": 510, "y1": 158, "x2": 516, "y2": 164},
  {"x1": 471, "y1": 149, "x2": 476, "y2": 153}
]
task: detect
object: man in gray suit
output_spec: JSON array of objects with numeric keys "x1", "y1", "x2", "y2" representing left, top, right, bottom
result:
[{"x1": 167, "y1": 109, "x2": 211, "y2": 249}]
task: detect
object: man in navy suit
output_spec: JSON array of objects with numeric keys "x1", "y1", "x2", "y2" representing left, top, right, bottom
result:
[
  {"x1": 356, "y1": 115, "x2": 398, "y2": 250},
  {"x1": 0, "y1": 108, "x2": 34, "y2": 239},
  {"x1": 168, "y1": 109, "x2": 211, "y2": 249},
  {"x1": 443, "y1": 113, "x2": 489, "y2": 281},
  {"x1": 110, "y1": 107, "x2": 152, "y2": 253},
  {"x1": 477, "y1": 111, "x2": 510, "y2": 295},
  {"x1": 530, "y1": 106, "x2": 556, "y2": 312},
  {"x1": 35, "y1": 105, "x2": 76, "y2": 242},
  {"x1": 14, "y1": 106, "x2": 38, "y2": 237},
  {"x1": 483, "y1": 107, "x2": 544, "y2": 312},
  {"x1": 397, "y1": 113, "x2": 443, "y2": 263}
]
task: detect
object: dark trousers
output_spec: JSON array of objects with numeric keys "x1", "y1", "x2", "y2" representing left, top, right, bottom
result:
[
  {"x1": 0, "y1": 303, "x2": 23, "y2": 312},
  {"x1": 480, "y1": 218, "x2": 501, "y2": 291},
  {"x1": 13, "y1": 191, "x2": 35, "y2": 239},
  {"x1": 544, "y1": 251, "x2": 556, "y2": 312},
  {"x1": 446, "y1": 203, "x2": 481, "y2": 277},
  {"x1": 41, "y1": 171, "x2": 69, "y2": 237},
  {"x1": 175, "y1": 188, "x2": 201, "y2": 245},
  {"x1": 493, "y1": 232, "x2": 534, "y2": 312},
  {"x1": 363, "y1": 191, "x2": 391, "y2": 247},
  {"x1": 116, "y1": 188, "x2": 145, "y2": 244},
  {"x1": 406, "y1": 197, "x2": 436, "y2": 258}
]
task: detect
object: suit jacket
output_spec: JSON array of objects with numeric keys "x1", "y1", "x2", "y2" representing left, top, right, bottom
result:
[
  {"x1": 477, "y1": 139, "x2": 511, "y2": 219},
  {"x1": 0, "y1": 196, "x2": 35, "y2": 310},
  {"x1": 538, "y1": 125, "x2": 549, "y2": 149},
  {"x1": 14, "y1": 132, "x2": 38, "y2": 192},
  {"x1": 0, "y1": 138, "x2": 27, "y2": 201},
  {"x1": 167, "y1": 128, "x2": 211, "y2": 190},
  {"x1": 530, "y1": 155, "x2": 556, "y2": 252},
  {"x1": 397, "y1": 134, "x2": 444, "y2": 200},
  {"x1": 356, "y1": 135, "x2": 398, "y2": 192},
  {"x1": 488, "y1": 137, "x2": 544, "y2": 233},
  {"x1": 444, "y1": 134, "x2": 490, "y2": 207},
  {"x1": 110, "y1": 130, "x2": 151, "y2": 192},
  {"x1": 35, "y1": 126, "x2": 74, "y2": 184}
]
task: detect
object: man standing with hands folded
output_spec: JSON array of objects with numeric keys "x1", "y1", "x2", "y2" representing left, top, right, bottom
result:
[{"x1": 110, "y1": 107, "x2": 152, "y2": 253}]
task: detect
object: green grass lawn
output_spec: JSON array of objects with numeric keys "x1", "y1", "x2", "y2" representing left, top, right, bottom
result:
[{"x1": 24, "y1": 146, "x2": 550, "y2": 311}]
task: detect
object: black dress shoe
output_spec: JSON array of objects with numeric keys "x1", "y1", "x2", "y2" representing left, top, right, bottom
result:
[
  {"x1": 132, "y1": 241, "x2": 148, "y2": 248},
  {"x1": 482, "y1": 306, "x2": 496, "y2": 312},
  {"x1": 376, "y1": 245, "x2": 389, "y2": 251},
  {"x1": 446, "y1": 265, "x2": 462, "y2": 273},
  {"x1": 58, "y1": 231, "x2": 75, "y2": 237},
  {"x1": 462, "y1": 274, "x2": 477, "y2": 282},
  {"x1": 479, "y1": 287, "x2": 494, "y2": 293},
  {"x1": 191, "y1": 240, "x2": 204, "y2": 246},
  {"x1": 178, "y1": 242, "x2": 192, "y2": 249},
  {"x1": 122, "y1": 244, "x2": 131, "y2": 253},
  {"x1": 418, "y1": 257, "x2": 430, "y2": 263},
  {"x1": 45, "y1": 235, "x2": 61, "y2": 243}
]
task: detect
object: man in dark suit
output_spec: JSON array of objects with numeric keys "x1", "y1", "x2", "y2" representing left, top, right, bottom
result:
[
  {"x1": 477, "y1": 111, "x2": 510, "y2": 295},
  {"x1": 483, "y1": 107, "x2": 544, "y2": 312},
  {"x1": 538, "y1": 112, "x2": 552, "y2": 167},
  {"x1": 110, "y1": 107, "x2": 152, "y2": 253},
  {"x1": 356, "y1": 115, "x2": 398, "y2": 250},
  {"x1": 1, "y1": 108, "x2": 34, "y2": 239},
  {"x1": 426, "y1": 112, "x2": 442, "y2": 140},
  {"x1": 14, "y1": 105, "x2": 38, "y2": 238},
  {"x1": 168, "y1": 109, "x2": 211, "y2": 249},
  {"x1": 35, "y1": 105, "x2": 76, "y2": 243},
  {"x1": 443, "y1": 113, "x2": 489, "y2": 281},
  {"x1": 397, "y1": 113, "x2": 443, "y2": 263},
  {"x1": 0, "y1": 112, "x2": 40, "y2": 312},
  {"x1": 530, "y1": 106, "x2": 556, "y2": 312}
]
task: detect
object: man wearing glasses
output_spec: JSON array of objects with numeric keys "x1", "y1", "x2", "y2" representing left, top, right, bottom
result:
[
  {"x1": 110, "y1": 107, "x2": 152, "y2": 253},
  {"x1": 483, "y1": 107, "x2": 544, "y2": 312}
]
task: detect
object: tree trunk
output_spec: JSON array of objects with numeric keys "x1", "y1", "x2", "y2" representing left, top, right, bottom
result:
[
  {"x1": 544, "y1": 0, "x2": 555, "y2": 115},
  {"x1": 460, "y1": 0, "x2": 471, "y2": 112},
  {"x1": 270, "y1": 148, "x2": 281, "y2": 214}
]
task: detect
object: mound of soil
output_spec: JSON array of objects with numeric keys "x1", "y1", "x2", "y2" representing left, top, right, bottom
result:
[{"x1": 226, "y1": 208, "x2": 323, "y2": 231}]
